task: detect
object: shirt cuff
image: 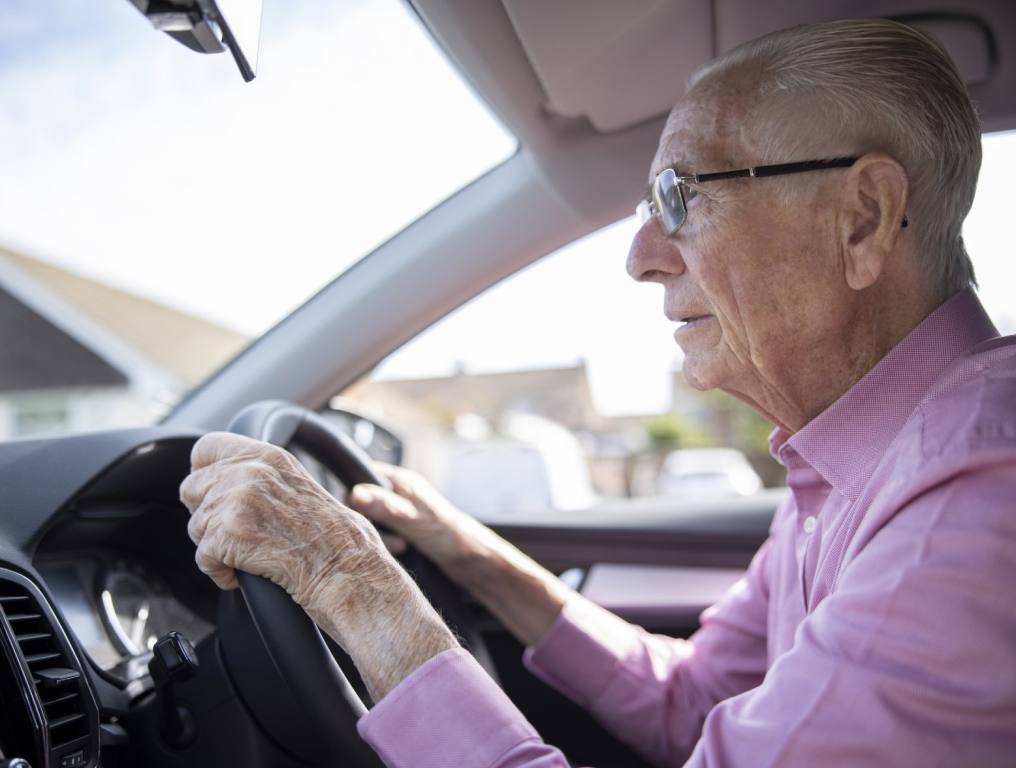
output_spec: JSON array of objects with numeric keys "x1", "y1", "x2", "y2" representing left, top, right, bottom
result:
[
  {"x1": 523, "y1": 597, "x2": 643, "y2": 707},
  {"x1": 357, "y1": 648, "x2": 542, "y2": 768}
]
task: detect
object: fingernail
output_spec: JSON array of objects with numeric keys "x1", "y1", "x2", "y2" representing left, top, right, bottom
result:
[{"x1": 350, "y1": 486, "x2": 370, "y2": 504}]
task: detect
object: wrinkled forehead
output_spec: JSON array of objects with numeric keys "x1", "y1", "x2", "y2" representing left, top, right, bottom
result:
[{"x1": 649, "y1": 76, "x2": 761, "y2": 182}]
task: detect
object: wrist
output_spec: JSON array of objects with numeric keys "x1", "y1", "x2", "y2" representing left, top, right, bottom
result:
[
  {"x1": 347, "y1": 583, "x2": 460, "y2": 702},
  {"x1": 448, "y1": 535, "x2": 569, "y2": 647},
  {"x1": 307, "y1": 560, "x2": 460, "y2": 702},
  {"x1": 440, "y1": 514, "x2": 510, "y2": 583}
]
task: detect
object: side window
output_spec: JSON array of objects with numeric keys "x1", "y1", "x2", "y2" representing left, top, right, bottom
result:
[
  {"x1": 341, "y1": 217, "x2": 780, "y2": 518},
  {"x1": 343, "y1": 127, "x2": 1015, "y2": 520}
]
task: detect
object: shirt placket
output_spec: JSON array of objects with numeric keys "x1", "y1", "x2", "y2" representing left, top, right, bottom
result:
[{"x1": 782, "y1": 447, "x2": 831, "y2": 613}]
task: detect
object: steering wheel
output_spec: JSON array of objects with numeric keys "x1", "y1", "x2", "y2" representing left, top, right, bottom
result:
[{"x1": 215, "y1": 401, "x2": 497, "y2": 766}]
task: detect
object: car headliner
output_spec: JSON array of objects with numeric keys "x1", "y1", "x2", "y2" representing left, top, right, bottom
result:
[{"x1": 165, "y1": 0, "x2": 1016, "y2": 432}]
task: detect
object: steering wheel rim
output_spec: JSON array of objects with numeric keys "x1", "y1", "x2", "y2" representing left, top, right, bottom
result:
[{"x1": 221, "y1": 400, "x2": 494, "y2": 766}]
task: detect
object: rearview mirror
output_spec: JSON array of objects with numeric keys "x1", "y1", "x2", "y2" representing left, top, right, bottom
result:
[{"x1": 129, "y1": 0, "x2": 263, "y2": 82}]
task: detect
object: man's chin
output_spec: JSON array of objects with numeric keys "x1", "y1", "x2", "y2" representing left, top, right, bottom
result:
[{"x1": 679, "y1": 353, "x2": 721, "y2": 391}]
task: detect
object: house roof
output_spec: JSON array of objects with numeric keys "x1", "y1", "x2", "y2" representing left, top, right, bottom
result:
[
  {"x1": 364, "y1": 362, "x2": 602, "y2": 430},
  {"x1": 0, "y1": 282, "x2": 128, "y2": 392},
  {"x1": 0, "y1": 247, "x2": 249, "y2": 390}
]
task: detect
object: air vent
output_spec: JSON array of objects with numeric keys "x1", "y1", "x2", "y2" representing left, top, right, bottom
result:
[{"x1": 0, "y1": 569, "x2": 98, "y2": 768}]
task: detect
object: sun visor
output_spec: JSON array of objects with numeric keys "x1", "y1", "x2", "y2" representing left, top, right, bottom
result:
[
  {"x1": 504, "y1": 1, "x2": 995, "y2": 134},
  {"x1": 502, "y1": 0, "x2": 714, "y2": 133}
]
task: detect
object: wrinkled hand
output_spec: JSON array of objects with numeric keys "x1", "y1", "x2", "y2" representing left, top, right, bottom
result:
[
  {"x1": 179, "y1": 433, "x2": 459, "y2": 700},
  {"x1": 180, "y1": 433, "x2": 395, "y2": 632},
  {"x1": 349, "y1": 464, "x2": 572, "y2": 647},
  {"x1": 347, "y1": 463, "x2": 488, "y2": 567}
]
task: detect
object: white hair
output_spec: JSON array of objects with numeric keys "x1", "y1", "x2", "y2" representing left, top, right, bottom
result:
[{"x1": 691, "y1": 19, "x2": 981, "y2": 296}]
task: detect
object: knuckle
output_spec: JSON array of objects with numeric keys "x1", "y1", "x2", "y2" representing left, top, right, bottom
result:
[
  {"x1": 220, "y1": 506, "x2": 245, "y2": 537},
  {"x1": 237, "y1": 482, "x2": 266, "y2": 512},
  {"x1": 260, "y1": 443, "x2": 288, "y2": 467},
  {"x1": 389, "y1": 494, "x2": 414, "y2": 517},
  {"x1": 186, "y1": 513, "x2": 202, "y2": 542},
  {"x1": 179, "y1": 483, "x2": 193, "y2": 509},
  {"x1": 190, "y1": 436, "x2": 210, "y2": 469},
  {"x1": 194, "y1": 541, "x2": 216, "y2": 572},
  {"x1": 251, "y1": 458, "x2": 280, "y2": 483},
  {"x1": 359, "y1": 490, "x2": 388, "y2": 516}
]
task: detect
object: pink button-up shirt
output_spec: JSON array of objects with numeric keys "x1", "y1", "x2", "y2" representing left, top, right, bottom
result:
[{"x1": 358, "y1": 290, "x2": 1016, "y2": 767}]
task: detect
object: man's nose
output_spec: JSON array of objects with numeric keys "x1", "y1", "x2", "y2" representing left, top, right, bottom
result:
[{"x1": 626, "y1": 218, "x2": 686, "y2": 283}]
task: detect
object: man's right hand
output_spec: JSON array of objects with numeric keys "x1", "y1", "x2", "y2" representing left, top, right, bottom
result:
[
  {"x1": 347, "y1": 463, "x2": 488, "y2": 569},
  {"x1": 346, "y1": 464, "x2": 572, "y2": 647}
]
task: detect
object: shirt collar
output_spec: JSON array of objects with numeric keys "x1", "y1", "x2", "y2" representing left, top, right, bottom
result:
[{"x1": 772, "y1": 289, "x2": 998, "y2": 500}]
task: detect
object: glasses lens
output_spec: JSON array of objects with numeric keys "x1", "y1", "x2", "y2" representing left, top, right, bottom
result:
[{"x1": 653, "y1": 168, "x2": 686, "y2": 236}]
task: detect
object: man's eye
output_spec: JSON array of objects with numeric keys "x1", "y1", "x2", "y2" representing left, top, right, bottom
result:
[{"x1": 684, "y1": 187, "x2": 702, "y2": 205}]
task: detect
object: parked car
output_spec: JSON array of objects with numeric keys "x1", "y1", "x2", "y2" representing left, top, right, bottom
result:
[
  {"x1": 444, "y1": 412, "x2": 599, "y2": 516},
  {"x1": 656, "y1": 448, "x2": 763, "y2": 498}
]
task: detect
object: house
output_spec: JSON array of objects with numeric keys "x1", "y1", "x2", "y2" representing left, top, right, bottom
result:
[{"x1": 0, "y1": 247, "x2": 248, "y2": 439}]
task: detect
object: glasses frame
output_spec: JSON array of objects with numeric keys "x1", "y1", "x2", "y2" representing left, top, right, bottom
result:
[{"x1": 638, "y1": 156, "x2": 858, "y2": 236}]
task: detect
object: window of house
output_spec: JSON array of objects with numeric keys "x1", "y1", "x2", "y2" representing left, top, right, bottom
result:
[{"x1": 12, "y1": 399, "x2": 69, "y2": 438}]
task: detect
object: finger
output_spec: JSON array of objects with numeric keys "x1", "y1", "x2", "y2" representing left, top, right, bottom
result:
[
  {"x1": 375, "y1": 464, "x2": 448, "y2": 514},
  {"x1": 179, "y1": 467, "x2": 214, "y2": 512},
  {"x1": 191, "y1": 431, "x2": 262, "y2": 471},
  {"x1": 186, "y1": 498, "x2": 216, "y2": 545},
  {"x1": 372, "y1": 461, "x2": 401, "y2": 477},
  {"x1": 382, "y1": 470, "x2": 429, "y2": 505},
  {"x1": 380, "y1": 532, "x2": 408, "y2": 555},
  {"x1": 347, "y1": 483, "x2": 418, "y2": 527},
  {"x1": 195, "y1": 538, "x2": 239, "y2": 591},
  {"x1": 372, "y1": 462, "x2": 413, "y2": 491}
]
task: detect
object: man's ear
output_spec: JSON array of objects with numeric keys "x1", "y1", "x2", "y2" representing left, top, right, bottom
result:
[{"x1": 838, "y1": 152, "x2": 909, "y2": 291}]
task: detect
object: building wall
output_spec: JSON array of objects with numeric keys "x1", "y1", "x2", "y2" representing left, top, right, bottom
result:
[{"x1": 0, "y1": 386, "x2": 159, "y2": 440}]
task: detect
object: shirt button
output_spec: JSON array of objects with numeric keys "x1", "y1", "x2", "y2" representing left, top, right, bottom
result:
[{"x1": 803, "y1": 516, "x2": 817, "y2": 534}]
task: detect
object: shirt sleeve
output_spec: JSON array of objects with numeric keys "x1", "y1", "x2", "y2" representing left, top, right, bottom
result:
[
  {"x1": 524, "y1": 538, "x2": 773, "y2": 767},
  {"x1": 357, "y1": 648, "x2": 569, "y2": 768},
  {"x1": 683, "y1": 463, "x2": 1016, "y2": 767}
]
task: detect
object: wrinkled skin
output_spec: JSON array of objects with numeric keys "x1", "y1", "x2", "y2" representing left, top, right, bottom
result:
[
  {"x1": 627, "y1": 69, "x2": 929, "y2": 431},
  {"x1": 180, "y1": 432, "x2": 457, "y2": 700},
  {"x1": 349, "y1": 463, "x2": 499, "y2": 564},
  {"x1": 348, "y1": 466, "x2": 573, "y2": 646}
]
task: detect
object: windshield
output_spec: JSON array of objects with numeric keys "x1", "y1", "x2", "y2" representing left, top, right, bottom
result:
[{"x1": 0, "y1": 0, "x2": 515, "y2": 438}]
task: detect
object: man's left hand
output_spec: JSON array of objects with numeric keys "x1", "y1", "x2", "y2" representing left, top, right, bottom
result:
[{"x1": 179, "y1": 432, "x2": 458, "y2": 700}]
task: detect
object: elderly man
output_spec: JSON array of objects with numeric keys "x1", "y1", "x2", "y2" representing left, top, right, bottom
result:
[{"x1": 180, "y1": 18, "x2": 1016, "y2": 767}]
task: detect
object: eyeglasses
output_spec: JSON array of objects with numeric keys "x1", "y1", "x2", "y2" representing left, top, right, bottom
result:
[{"x1": 637, "y1": 157, "x2": 858, "y2": 237}]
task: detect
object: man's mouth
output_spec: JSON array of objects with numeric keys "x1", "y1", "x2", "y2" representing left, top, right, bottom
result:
[
  {"x1": 669, "y1": 312, "x2": 712, "y2": 327},
  {"x1": 669, "y1": 313, "x2": 714, "y2": 341}
]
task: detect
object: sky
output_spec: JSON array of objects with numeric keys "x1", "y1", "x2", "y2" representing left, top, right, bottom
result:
[
  {"x1": 0, "y1": 0, "x2": 516, "y2": 335},
  {"x1": 1, "y1": 1, "x2": 1013, "y2": 418}
]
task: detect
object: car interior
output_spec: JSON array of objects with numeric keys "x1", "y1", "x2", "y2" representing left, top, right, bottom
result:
[{"x1": 1, "y1": 1, "x2": 1014, "y2": 766}]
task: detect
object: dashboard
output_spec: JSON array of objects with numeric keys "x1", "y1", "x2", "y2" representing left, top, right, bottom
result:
[
  {"x1": 36, "y1": 555, "x2": 213, "y2": 690},
  {"x1": 0, "y1": 427, "x2": 295, "y2": 768},
  {"x1": 27, "y1": 432, "x2": 219, "y2": 691}
]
